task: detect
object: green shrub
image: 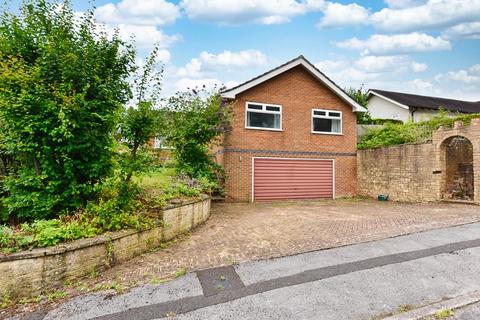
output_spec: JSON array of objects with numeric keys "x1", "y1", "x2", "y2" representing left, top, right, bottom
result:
[
  {"x1": 0, "y1": 179, "x2": 155, "y2": 253},
  {"x1": 0, "y1": 1, "x2": 136, "y2": 221},
  {"x1": 164, "y1": 90, "x2": 232, "y2": 189},
  {"x1": 358, "y1": 112, "x2": 480, "y2": 149}
]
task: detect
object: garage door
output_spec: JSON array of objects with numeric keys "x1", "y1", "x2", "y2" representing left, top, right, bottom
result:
[{"x1": 253, "y1": 158, "x2": 334, "y2": 201}]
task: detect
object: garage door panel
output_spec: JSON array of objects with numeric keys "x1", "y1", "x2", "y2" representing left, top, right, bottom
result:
[{"x1": 253, "y1": 158, "x2": 333, "y2": 201}]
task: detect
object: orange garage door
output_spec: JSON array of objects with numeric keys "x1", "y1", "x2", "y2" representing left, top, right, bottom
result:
[{"x1": 253, "y1": 158, "x2": 334, "y2": 201}]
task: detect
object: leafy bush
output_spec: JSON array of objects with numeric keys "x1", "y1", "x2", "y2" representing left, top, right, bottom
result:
[
  {"x1": 0, "y1": 178, "x2": 156, "y2": 253},
  {"x1": 358, "y1": 112, "x2": 480, "y2": 149},
  {"x1": 345, "y1": 86, "x2": 372, "y2": 124},
  {"x1": 164, "y1": 90, "x2": 232, "y2": 186},
  {"x1": 0, "y1": 1, "x2": 136, "y2": 221}
]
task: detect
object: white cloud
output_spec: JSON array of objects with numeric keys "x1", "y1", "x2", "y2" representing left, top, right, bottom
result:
[
  {"x1": 354, "y1": 55, "x2": 407, "y2": 72},
  {"x1": 166, "y1": 49, "x2": 268, "y2": 95},
  {"x1": 94, "y1": 0, "x2": 181, "y2": 53},
  {"x1": 411, "y1": 62, "x2": 428, "y2": 72},
  {"x1": 354, "y1": 55, "x2": 427, "y2": 73},
  {"x1": 442, "y1": 22, "x2": 480, "y2": 40},
  {"x1": 336, "y1": 32, "x2": 451, "y2": 55},
  {"x1": 180, "y1": 0, "x2": 325, "y2": 25},
  {"x1": 317, "y1": 2, "x2": 369, "y2": 28},
  {"x1": 435, "y1": 68, "x2": 480, "y2": 85},
  {"x1": 384, "y1": 0, "x2": 427, "y2": 9},
  {"x1": 316, "y1": 57, "x2": 479, "y2": 101},
  {"x1": 95, "y1": 0, "x2": 180, "y2": 26},
  {"x1": 406, "y1": 64, "x2": 480, "y2": 100},
  {"x1": 111, "y1": 24, "x2": 179, "y2": 49},
  {"x1": 199, "y1": 50, "x2": 268, "y2": 67},
  {"x1": 371, "y1": 0, "x2": 480, "y2": 32},
  {"x1": 470, "y1": 64, "x2": 480, "y2": 74},
  {"x1": 409, "y1": 78, "x2": 436, "y2": 94},
  {"x1": 177, "y1": 50, "x2": 268, "y2": 78}
]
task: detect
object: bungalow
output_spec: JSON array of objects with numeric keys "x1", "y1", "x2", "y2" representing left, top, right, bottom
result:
[
  {"x1": 367, "y1": 89, "x2": 480, "y2": 123},
  {"x1": 218, "y1": 55, "x2": 366, "y2": 202}
]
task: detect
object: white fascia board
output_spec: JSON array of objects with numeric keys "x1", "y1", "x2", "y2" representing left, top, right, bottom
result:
[
  {"x1": 221, "y1": 57, "x2": 367, "y2": 113},
  {"x1": 368, "y1": 90, "x2": 410, "y2": 110}
]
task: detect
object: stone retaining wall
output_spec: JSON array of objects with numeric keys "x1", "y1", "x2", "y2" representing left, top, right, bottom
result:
[
  {"x1": 0, "y1": 196, "x2": 211, "y2": 299},
  {"x1": 357, "y1": 142, "x2": 438, "y2": 202},
  {"x1": 358, "y1": 119, "x2": 480, "y2": 203}
]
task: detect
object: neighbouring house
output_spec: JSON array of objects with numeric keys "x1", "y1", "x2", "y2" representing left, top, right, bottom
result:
[
  {"x1": 367, "y1": 89, "x2": 480, "y2": 123},
  {"x1": 218, "y1": 55, "x2": 366, "y2": 202},
  {"x1": 149, "y1": 136, "x2": 172, "y2": 161}
]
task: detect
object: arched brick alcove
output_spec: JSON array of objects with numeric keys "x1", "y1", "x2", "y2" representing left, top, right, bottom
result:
[
  {"x1": 433, "y1": 119, "x2": 480, "y2": 203},
  {"x1": 440, "y1": 136, "x2": 474, "y2": 200}
]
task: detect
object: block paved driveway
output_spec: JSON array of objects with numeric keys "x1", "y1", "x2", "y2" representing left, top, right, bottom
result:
[{"x1": 80, "y1": 199, "x2": 480, "y2": 290}]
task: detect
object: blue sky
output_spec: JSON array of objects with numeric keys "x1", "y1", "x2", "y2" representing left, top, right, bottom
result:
[{"x1": 6, "y1": 0, "x2": 480, "y2": 99}]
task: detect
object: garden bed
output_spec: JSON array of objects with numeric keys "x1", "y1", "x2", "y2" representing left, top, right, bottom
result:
[{"x1": 0, "y1": 196, "x2": 211, "y2": 300}]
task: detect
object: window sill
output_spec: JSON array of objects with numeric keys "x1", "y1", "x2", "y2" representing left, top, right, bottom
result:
[
  {"x1": 311, "y1": 131, "x2": 343, "y2": 136},
  {"x1": 245, "y1": 127, "x2": 283, "y2": 132}
]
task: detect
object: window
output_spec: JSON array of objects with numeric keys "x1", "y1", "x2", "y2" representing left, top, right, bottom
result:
[
  {"x1": 245, "y1": 102, "x2": 282, "y2": 130},
  {"x1": 153, "y1": 136, "x2": 169, "y2": 149},
  {"x1": 312, "y1": 109, "x2": 342, "y2": 134}
]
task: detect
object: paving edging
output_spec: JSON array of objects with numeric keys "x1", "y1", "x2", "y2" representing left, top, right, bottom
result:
[
  {"x1": 384, "y1": 290, "x2": 480, "y2": 320},
  {"x1": 0, "y1": 196, "x2": 211, "y2": 299}
]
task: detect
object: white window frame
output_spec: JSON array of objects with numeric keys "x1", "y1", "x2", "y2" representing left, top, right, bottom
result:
[
  {"x1": 311, "y1": 108, "x2": 343, "y2": 135},
  {"x1": 245, "y1": 102, "x2": 283, "y2": 131},
  {"x1": 153, "y1": 136, "x2": 171, "y2": 149}
]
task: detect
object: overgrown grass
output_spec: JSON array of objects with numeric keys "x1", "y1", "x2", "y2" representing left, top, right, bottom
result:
[
  {"x1": 138, "y1": 167, "x2": 218, "y2": 208},
  {"x1": 135, "y1": 167, "x2": 176, "y2": 189},
  {"x1": 358, "y1": 112, "x2": 480, "y2": 150}
]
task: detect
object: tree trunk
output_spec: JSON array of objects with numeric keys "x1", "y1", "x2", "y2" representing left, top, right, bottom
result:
[{"x1": 125, "y1": 143, "x2": 139, "y2": 183}]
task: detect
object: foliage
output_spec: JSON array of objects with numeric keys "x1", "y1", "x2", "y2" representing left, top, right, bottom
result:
[
  {"x1": 0, "y1": 0, "x2": 136, "y2": 221},
  {"x1": 345, "y1": 86, "x2": 372, "y2": 124},
  {"x1": 434, "y1": 309, "x2": 454, "y2": 319},
  {"x1": 0, "y1": 166, "x2": 214, "y2": 253},
  {"x1": 358, "y1": 111, "x2": 480, "y2": 149},
  {"x1": 366, "y1": 118, "x2": 403, "y2": 125},
  {"x1": 164, "y1": 89, "x2": 232, "y2": 187},
  {"x1": 118, "y1": 46, "x2": 164, "y2": 182},
  {"x1": 0, "y1": 177, "x2": 155, "y2": 253}
]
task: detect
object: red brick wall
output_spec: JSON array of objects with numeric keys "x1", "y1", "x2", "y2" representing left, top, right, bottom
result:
[{"x1": 223, "y1": 65, "x2": 358, "y2": 201}]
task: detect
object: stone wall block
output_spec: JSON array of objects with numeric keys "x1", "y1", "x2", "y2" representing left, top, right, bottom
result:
[{"x1": 0, "y1": 197, "x2": 211, "y2": 299}]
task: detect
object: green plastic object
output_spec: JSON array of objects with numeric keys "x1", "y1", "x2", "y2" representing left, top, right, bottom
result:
[{"x1": 378, "y1": 194, "x2": 389, "y2": 201}]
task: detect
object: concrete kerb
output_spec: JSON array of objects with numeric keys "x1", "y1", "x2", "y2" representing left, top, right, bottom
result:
[{"x1": 384, "y1": 290, "x2": 480, "y2": 320}]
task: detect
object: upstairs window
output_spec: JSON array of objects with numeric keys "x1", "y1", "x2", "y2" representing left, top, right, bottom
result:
[
  {"x1": 245, "y1": 102, "x2": 282, "y2": 131},
  {"x1": 312, "y1": 109, "x2": 342, "y2": 134}
]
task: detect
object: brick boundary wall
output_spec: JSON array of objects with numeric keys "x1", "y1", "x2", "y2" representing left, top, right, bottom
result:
[
  {"x1": 358, "y1": 119, "x2": 480, "y2": 204},
  {"x1": 0, "y1": 197, "x2": 211, "y2": 299}
]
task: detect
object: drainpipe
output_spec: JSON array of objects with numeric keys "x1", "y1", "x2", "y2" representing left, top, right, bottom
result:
[{"x1": 411, "y1": 108, "x2": 417, "y2": 123}]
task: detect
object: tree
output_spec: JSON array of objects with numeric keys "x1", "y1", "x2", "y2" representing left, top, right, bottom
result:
[
  {"x1": 345, "y1": 86, "x2": 372, "y2": 124},
  {"x1": 164, "y1": 89, "x2": 231, "y2": 184},
  {"x1": 0, "y1": 0, "x2": 136, "y2": 220},
  {"x1": 119, "y1": 46, "x2": 163, "y2": 183}
]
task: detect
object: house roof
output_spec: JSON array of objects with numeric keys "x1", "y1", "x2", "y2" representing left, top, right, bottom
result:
[
  {"x1": 368, "y1": 89, "x2": 480, "y2": 114},
  {"x1": 220, "y1": 55, "x2": 367, "y2": 113}
]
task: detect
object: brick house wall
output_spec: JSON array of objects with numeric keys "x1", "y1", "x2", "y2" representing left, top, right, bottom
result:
[{"x1": 221, "y1": 65, "x2": 358, "y2": 202}]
